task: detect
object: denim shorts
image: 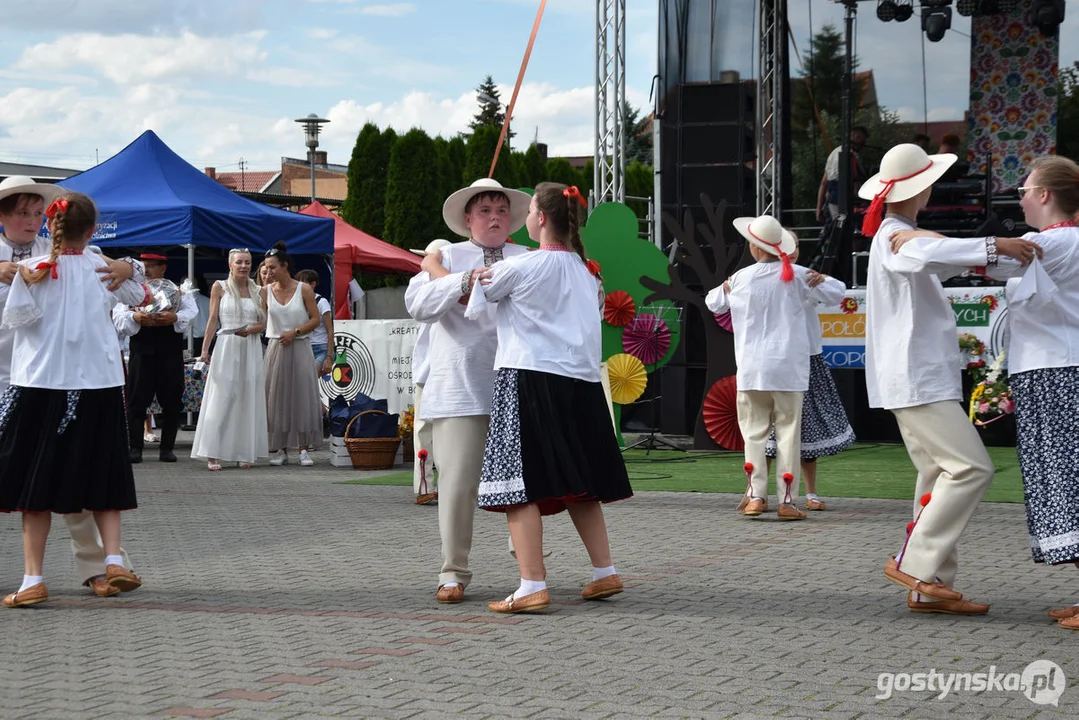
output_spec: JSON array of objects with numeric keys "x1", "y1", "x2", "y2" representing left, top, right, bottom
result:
[{"x1": 312, "y1": 343, "x2": 328, "y2": 367}]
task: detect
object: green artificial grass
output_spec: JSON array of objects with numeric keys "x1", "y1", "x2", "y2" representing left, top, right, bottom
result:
[{"x1": 336, "y1": 443, "x2": 1025, "y2": 503}]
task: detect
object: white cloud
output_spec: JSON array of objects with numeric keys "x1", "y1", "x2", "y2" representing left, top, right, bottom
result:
[
  {"x1": 306, "y1": 28, "x2": 339, "y2": 40},
  {"x1": 360, "y1": 3, "x2": 416, "y2": 17}
]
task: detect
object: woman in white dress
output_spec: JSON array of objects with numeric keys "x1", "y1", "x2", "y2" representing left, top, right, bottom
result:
[{"x1": 192, "y1": 249, "x2": 269, "y2": 470}]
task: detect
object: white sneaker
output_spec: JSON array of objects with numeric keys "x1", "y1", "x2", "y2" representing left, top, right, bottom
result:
[
  {"x1": 269, "y1": 450, "x2": 287, "y2": 466},
  {"x1": 298, "y1": 450, "x2": 314, "y2": 467},
  {"x1": 143, "y1": 433, "x2": 159, "y2": 444}
]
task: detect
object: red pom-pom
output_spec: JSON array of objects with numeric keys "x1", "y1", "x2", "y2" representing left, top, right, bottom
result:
[
  {"x1": 418, "y1": 449, "x2": 428, "y2": 460},
  {"x1": 906, "y1": 521, "x2": 916, "y2": 534},
  {"x1": 743, "y1": 462, "x2": 754, "y2": 473},
  {"x1": 919, "y1": 493, "x2": 932, "y2": 507},
  {"x1": 783, "y1": 472, "x2": 794, "y2": 484}
]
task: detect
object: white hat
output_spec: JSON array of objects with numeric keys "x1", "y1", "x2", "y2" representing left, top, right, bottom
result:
[
  {"x1": 0, "y1": 176, "x2": 64, "y2": 206},
  {"x1": 858, "y1": 143, "x2": 956, "y2": 235},
  {"x1": 410, "y1": 238, "x2": 452, "y2": 256},
  {"x1": 732, "y1": 215, "x2": 797, "y2": 257},
  {"x1": 441, "y1": 178, "x2": 530, "y2": 239}
]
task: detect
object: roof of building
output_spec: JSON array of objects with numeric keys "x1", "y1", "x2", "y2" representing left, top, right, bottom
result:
[
  {"x1": 281, "y1": 156, "x2": 349, "y2": 174},
  {"x1": 0, "y1": 161, "x2": 82, "y2": 182},
  {"x1": 214, "y1": 170, "x2": 280, "y2": 193}
]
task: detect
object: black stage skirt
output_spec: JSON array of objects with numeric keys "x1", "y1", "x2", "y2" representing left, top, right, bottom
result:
[
  {"x1": 1011, "y1": 367, "x2": 1079, "y2": 565},
  {"x1": 0, "y1": 386, "x2": 138, "y2": 513},
  {"x1": 478, "y1": 368, "x2": 632, "y2": 515},
  {"x1": 766, "y1": 353, "x2": 855, "y2": 460}
]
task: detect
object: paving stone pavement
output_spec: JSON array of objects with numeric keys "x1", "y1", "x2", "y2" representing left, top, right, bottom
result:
[{"x1": 1, "y1": 433, "x2": 1076, "y2": 719}]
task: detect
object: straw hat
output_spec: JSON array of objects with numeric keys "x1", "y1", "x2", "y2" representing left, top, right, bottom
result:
[
  {"x1": 0, "y1": 176, "x2": 64, "y2": 206},
  {"x1": 441, "y1": 178, "x2": 530, "y2": 239},
  {"x1": 410, "y1": 238, "x2": 452, "y2": 256},
  {"x1": 858, "y1": 143, "x2": 956, "y2": 235},
  {"x1": 732, "y1": 215, "x2": 798, "y2": 282}
]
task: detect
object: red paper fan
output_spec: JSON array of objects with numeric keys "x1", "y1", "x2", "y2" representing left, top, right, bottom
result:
[
  {"x1": 604, "y1": 290, "x2": 636, "y2": 327},
  {"x1": 702, "y1": 375, "x2": 744, "y2": 451},
  {"x1": 621, "y1": 314, "x2": 671, "y2": 365}
]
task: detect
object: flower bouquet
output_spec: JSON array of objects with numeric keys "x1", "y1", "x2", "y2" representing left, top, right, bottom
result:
[
  {"x1": 398, "y1": 404, "x2": 415, "y2": 438},
  {"x1": 968, "y1": 351, "x2": 1014, "y2": 426}
]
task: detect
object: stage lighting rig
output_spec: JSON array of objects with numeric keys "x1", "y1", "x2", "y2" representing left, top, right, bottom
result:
[
  {"x1": 1032, "y1": 0, "x2": 1065, "y2": 36},
  {"x1": 895, "y1": 0, "x2": 915, "y2": 20},
  {"x1": 956, "y1": 0, "x2": 977, "y2": 15},
  {"x1": 921, "y1": 0, "x2": 953, "y2": 41},
  {"x1": 877, "y1": 0, "x2": 897, "y2": 20}
]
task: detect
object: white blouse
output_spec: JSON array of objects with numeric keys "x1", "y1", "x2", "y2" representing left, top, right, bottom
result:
[
  {"x1": 0, "y1": 235, "x2": 50, "y2": 390},
  {"x1": 475, "y1": 249, "x2": 603, "y2": 382},
  {"x1": 865, "y1": 216, "x2": 991, "y2": 410},
  {"x1": 1, "y1": 252, "x2": 149, "y2": 390},
  {"x1": 805, "y1": 275, "x2": 846, "y2": 355},
  {"x1": 404, "y1": 241, "x2": 530, "y2": 420},
  {"x1": 705, "y1": 262, "x2": 820, "y2": 392}
]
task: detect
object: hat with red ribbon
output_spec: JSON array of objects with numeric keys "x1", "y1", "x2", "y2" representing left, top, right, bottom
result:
[
  {"x1": 732, "y1": 215, "x2": 798, "y2": 283},
  {"x1": 140, "y1": 253, "x2": 168, "y2": 262},
  {"x1": 857, "y1": 143, "x2": 957, "y2": 237}
]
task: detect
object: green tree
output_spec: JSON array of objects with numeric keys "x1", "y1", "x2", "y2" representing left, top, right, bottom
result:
[
  {"x1": 518, "y1": 143, "x2": 547, "y2": 187},
  {"x1": 468, "y1": 75, "x2": 514, "y2": 142},
  {"x1": 791, "y1": 25, "x2": 861, "y2": 146},
  {"x1": 1057, "y1": 63, "x2": 1079, "y2": 160},
  {"x1": 383, "y1": 128, "x2": 441, "y2": 250},
  {"x1": 623, "y1": 102, "x2": 653, "y2": 165},
  {"x1": 463, "y1": 124, "x2": 517, "y2": 189},
  {"x1": 546, "y1": 157, "x2": 583, "y2": 189},
  {"x1": 625, "y1": 160, "x2": 654, "y2": 227},
  {"x1": 341, "y1": 123, "x2": 397, "y2": 239}
]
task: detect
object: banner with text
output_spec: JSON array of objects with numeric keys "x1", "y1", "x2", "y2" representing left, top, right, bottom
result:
[
  {"x1": 318, "y1": 319, "x2": 420, "y2": 414},
  {"x1": 818, "y1": 288, "x2": 1008, "y2": 370}
]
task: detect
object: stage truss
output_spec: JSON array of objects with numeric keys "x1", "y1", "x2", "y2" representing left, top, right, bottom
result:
[
  {"x1": 756, "y1": 0, "x2": 782, "y2": 217},
  {"x1": 594, "y1": 0, "x2": 627, "y2": 205}
]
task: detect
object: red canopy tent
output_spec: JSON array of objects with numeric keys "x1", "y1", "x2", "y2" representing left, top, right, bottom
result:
[{"x1": 300, "y1": 202, "x2": 421, "y2": 319}]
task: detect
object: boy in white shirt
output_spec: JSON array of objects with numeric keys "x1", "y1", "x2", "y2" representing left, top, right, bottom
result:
[
  {"x1": 860, "y1": 143, "x2": 1040, "y2": 615},
  {"x1": 705, "y1": 215, "x2": 829, "y2": 521}
]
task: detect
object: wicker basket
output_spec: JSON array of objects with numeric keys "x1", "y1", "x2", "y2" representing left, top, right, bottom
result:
[
  {"x1": 402, "y1": 435, "x2": 415, "y2": 464},
  {"x1": 344, "y1": 410, "x2": 402, "y2": 470}
]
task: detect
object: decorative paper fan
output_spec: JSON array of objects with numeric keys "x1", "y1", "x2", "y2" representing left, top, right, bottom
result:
[
  {"x1": 622, "y1": 314, "x2": 671, "y2": 366},
  {"x1": 714, "y1": 310, "x2": 733, "y2": 333},
  {"x1": 702, "y1": 375, "x2": 744, "y2": 451},
  {"x1": 603, "y1": 290, "x2": 636, "y2": 327},
  {"x1": 606, "y1": 353, "x2": 648, "y2": 405}
]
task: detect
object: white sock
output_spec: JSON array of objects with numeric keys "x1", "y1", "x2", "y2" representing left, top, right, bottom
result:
[
  {"x1": 592, "y1": 565, "x2": 617, "y2": 582},
  {"x1": 105, "y1": 555, "x2": 124, "y2": 568},
  {"x1": 442, "y1": 582, "x2": 460, "y2": 588},
  {"x1": 806, "y1": 493, "x2": 819, "y2": 500},
  {"x1": 514, "y1": 579, "x2": 547, "y2": 599},
  {"x1": 20, "y1": 575, "x2": 43, "y2": 591}
]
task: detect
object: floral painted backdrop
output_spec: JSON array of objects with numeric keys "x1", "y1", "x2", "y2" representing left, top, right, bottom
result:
[{"x1": 969, "y1": 2, "x2": 1059, "y2": 194}]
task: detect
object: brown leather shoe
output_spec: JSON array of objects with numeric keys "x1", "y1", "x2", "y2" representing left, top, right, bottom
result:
[
  {"x1": 415, "y1": 492, "x2": 438, "y2": 505},
  {"x1": 488, "y1": 589, "x2": 549, "y2": 614},
  {"x1": 805, "y1": 497, "x2": 827, "y2": 511},
  {"x1": 883, "y1": 557, "x2": 962, "y2": 601},
  {"x1": 906, "y1": 591, "x2": 989, "y2": 615},
  {"x1": 777, "y1": 504, "x2": 807, "y2": 521},
  {"x1": 1048, "y1": 605, "x2": 1079, "y2": 620},
  {"x1": 581, "y1": 574, "x2": 623, "y2": 600},
  {"x1": 736, "y1": 494, "x2": 751, "y2": 511},
  {"x1": 2, "y1": 582, "x2": 48, "y2": 608},
  {"x1": 741, "y1": 498, "x2": 768, "y2": 516},
  {"x1": 1058, "y1": 615, "x2": 1079, "y2": 629},
  {"x1": 90, "y1": 576, "x2": 120, "y2": 597},
  {"x1": 106, "y1": 564, "x2": 142, "y2": 592},
  {"x1": 436, "y1": 584, "x2": 464, "y2": 603}
]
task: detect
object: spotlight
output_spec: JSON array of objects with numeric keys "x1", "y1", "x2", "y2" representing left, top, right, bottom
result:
[
  {"x1": 1031, "y1": 0, "x2": 1066, "y2": 35},
  {"x1": 895, "y1": 0, "x2": 915, "y2": 21},
  {"x1": 956, "y1": 0, "x2": 976, "y2": 15},
  {"x1": 921, "y1": 0, "x2": 953, "y2": 42},
  {"x1": 877, "y1": 0, "x2": 897, "y2": 20}
]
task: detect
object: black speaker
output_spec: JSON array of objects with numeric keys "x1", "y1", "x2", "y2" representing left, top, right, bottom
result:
[
  {"x1": 679, "y1": 124, "x2": 754, "y2": 166},
  {"x1": 678, "y1": 165, "x2": 755, "y2": 206},
  {"x1": 679, "y1": 83, "x2": 753, "y2": 124}
]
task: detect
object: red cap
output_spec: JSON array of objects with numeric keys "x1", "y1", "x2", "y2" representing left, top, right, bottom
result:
[{"x1": 140, "y1": 253, "x2": 167, "y2": 262}]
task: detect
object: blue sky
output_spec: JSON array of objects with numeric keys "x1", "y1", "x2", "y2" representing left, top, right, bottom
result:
[{"x1": 0, "y1": 0, "x2": 1076, "y2": 176}]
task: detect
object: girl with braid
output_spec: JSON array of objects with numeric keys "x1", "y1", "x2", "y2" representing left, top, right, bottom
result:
[
  {"x1": 0, "y1": 192, "x2": 148, "y2": 608},
  {"x1": 469, "y1": 182, "x2": 632, "y2": 614}
]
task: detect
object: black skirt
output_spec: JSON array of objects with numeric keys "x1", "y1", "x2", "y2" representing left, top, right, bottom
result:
[
  {"x1": 0, "y1": 386, "x2": 138, "y2": 513},
  {"x1": 478, "y1": 368, "x2": 633, "y2": 515}
]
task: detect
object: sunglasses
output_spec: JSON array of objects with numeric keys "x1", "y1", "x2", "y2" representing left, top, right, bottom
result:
[
  {"x1": 229, "y1": 247, "x2": 250, "y2": 254},
  {"x1": 1017, "y1": 185, "x2": 1042, "y2": 198},
  {"x1": 264, "y1": 248, "x2": 281, "y2": 258}
]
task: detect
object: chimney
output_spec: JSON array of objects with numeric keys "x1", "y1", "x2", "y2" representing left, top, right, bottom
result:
[
  {"x1": 307, "y1": 150, "x2": 328, "y2": 166},
  {"x1": 204, "y1": 167, "x2": 217, "y2": 179},
  {"x1": 534, "y1": 142, "x2": 548, "y2": 162}
]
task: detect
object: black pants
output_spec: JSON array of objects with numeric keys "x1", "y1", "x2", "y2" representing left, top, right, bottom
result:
[{"x1": 127, "y1": 350, "x2": 184, "y2": 453}]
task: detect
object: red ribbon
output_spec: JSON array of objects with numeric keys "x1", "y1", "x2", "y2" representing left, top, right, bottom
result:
[
  {"x1": 563, "y1": 186, "x2": 587, "y2": 208},
  {"x1": 861, "y1": 161, "x2": 934, "y2": 237},
  {"x1": 1042, "y1": 220, "x2": 1078, "y2": 231},
  {"x1": 747, "y1": 228, "x2": 795, "y2": 282},
  {"x1": 44, "y1": 198, "x2": 69, "y2": 218},
  {"x1": 35, "y1": 261, "x2": 58, "y2": 279},
  {"x1": 585, "y1": 258, "x2": 602, "y2": 277}
]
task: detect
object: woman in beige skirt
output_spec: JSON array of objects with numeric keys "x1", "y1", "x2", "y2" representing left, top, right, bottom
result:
[{"x1": 261, "y1": 242, "x2": 324, "y2": 466}]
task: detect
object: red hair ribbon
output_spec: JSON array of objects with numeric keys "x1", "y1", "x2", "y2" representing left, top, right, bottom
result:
[
  {"x1": 585, "y1": 258, "x2": 602, "y2": 278},
  {"x1": 747, "y1": 228, "x2": 794, "y2": 282},
  {"x1": 35, "y1": 261, "x2": 58, "y2": 279},
  {"x1": 45, "y1": 198, "x2": 69, "y2": 218},
  {"x1": 563, "y1": 186, "x2": 587, "y2": 208},
  {"x1": 860, "y1": 161, "x2": 933, "y2": 237}
]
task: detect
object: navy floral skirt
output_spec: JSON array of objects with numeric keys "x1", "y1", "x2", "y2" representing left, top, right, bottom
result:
[
  {"x1": 478, "y1": 368, "x2": 632, "y2": 515},
  {"x1": 766, "y1": 354, "x2": 855, "y2": 460},
  {"x1": 0, "y1": 386, "x2": 137, "y2": 513},
  {"x1": 1011, "y1": 366, "x2": 1079, "y2": 565}
]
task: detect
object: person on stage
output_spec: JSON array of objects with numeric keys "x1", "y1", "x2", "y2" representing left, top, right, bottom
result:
[
  {"x1": 0, "y1": 176, "x2": 140, "y2": 598},
  {"x1": 861, "y1": 143, "x2": 1040, "y2": 616},
  {"x1": 405, "y1": 178, "x2": 531, "y2": 603},
  {"x1": 0, "y1": 192, "x2": 146, "y2": 607},
  {"x1": 115, "y1": 253, "x2": 197, "y2": 463}
]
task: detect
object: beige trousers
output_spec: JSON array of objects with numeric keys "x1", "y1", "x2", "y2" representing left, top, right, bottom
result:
[
  {"x1": 412, "y1": 384, "x2": 436, "y2": 494},
  {"x1": 892, "y1": 401, "x2": 994, "y2": 586},
  {"x1": 737, "y1": 390, "x2": 804, "y2": 503},
  {"x1": 432, "y1": 415, "x2": 489, "y2": 588},
  {"x1": 65, "y1": 512, "x2": 133, "y2": 585}
]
